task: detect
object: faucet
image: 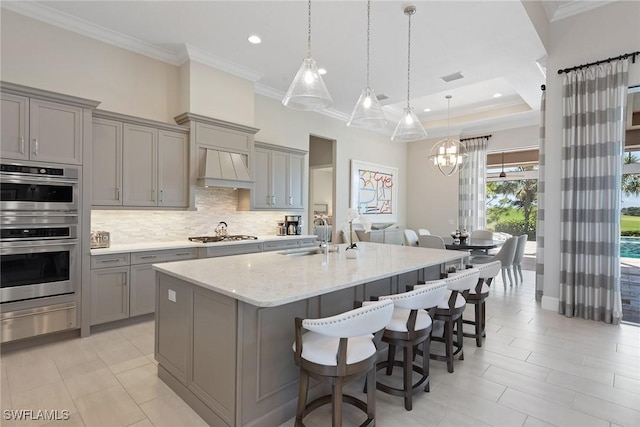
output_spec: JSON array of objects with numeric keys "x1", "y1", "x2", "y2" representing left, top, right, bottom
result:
[{"x1": 315, "y1": 217, "x2": 330, "y2": 259}]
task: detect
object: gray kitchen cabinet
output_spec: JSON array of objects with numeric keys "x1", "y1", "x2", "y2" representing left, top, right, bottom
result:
[
  {"x1": 123, "y1": 123, "x2": 157, "y2": 206},
  {"x1": 90, "y1": 248, "x2": 197, "y2": 325},
  {"x1": 92, "y1": 118, "x2": 123, "y2": 206},
  {"x1": 130, "y1": 264, "x2": 155, "y2": 317},
  {"x1": 357, "y1": 228, "x2": 405, "y2": 245},
  {"x1": 92, "y1": 111, "x2": 189, "y2": 208},
  {"x1": 90, "y1": 266, "x2": 130, "y2": 325},
  {"x1": 243, "y1": 142, "x2": 306, "y2": 210},
  {"x1": 1, "y1": 93, "x2": 83, "y2": 164}
]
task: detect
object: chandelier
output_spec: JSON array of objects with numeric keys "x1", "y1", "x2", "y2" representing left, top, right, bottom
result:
[
  {"x1": 282, "y1": 0, "x2": 333, "y2": 111},
  {"x1": 428, "y1": 95, "x2": 467, "y2": 176}
]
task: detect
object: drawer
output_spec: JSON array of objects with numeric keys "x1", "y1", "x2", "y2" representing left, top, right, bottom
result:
[
  {"x1": 202, "y1": 242, "x2": 263, "y2": 258},
  {"x1": 91, "y1": 253, "x2": 130, "y2": 269},
  {"x1": 263, "y1": 239, "x2": 300, "y2": 251},
  {"x1": 131, "y1": 248, "x2": 198, "y2": 265},
  {"x1": 299, "y1": 238, "x2": 317, "y2": 247}
]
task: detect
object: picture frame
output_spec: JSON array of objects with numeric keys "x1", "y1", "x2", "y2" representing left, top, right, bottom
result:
[{"x1": 350, "y1": 159, "x2": 398, "y2": 225}]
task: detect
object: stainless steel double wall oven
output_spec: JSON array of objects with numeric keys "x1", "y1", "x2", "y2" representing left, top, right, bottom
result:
[{"x1": 0, "y1": 161, "x2": 80, "y2": 342}]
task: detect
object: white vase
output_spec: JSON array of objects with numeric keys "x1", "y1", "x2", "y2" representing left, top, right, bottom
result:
[{"x1": 346, "y1": 248, "x2": 358, "y2": 259}]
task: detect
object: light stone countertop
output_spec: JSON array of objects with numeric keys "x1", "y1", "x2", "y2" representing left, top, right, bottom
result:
[
  {"x1": 152, "y1": 242, "x2": 467, "y2": 307},
  {"x1": 90, "y1": 235, "x2": 318, "y2": 255}
]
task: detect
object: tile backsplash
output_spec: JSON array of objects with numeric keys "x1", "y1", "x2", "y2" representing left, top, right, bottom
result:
[{"x1": 91, "y1": 187, "x2": 301, "y2": 244}]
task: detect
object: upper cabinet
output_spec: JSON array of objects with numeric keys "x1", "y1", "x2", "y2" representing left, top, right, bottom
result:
[
  {"x1": 239, "y1": 142, "x2": 306, "y2": 211},
  {"x1": 1, "y1": 83, "x2": 98, "y2": 165},
  {"x1": 92, "y1": 111, "x2": 189, "y2": 209}
]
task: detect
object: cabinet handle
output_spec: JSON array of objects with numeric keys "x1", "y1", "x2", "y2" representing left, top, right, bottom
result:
[
  {"x1": 266, "y1": 196, "x2": 271, "y2": 205},
  {"x1": 175, "y1": 252, "x2": 192, "y2": 256},
  {"x1": 151, "y1": 189, "x2": 155, "y2": 202},
  {"x1": 115, "y1": 187, "x2": 120, "y2": 200},
  {"x1": 100, "y1": 259, "x2": 121, "y2": 263},
  {"x1": 271, "y1": 195, "x2": 276, "y2": 205},
  {"x1": 160, "y1": 189, "x2": 164, "y2": 203},
  {"x1": 20, "y1": 137, "x2": 25, "y2": 155},
  {"x1": 33, "y1": 138, "x2": 38, "y2": 156},
  {"x1": 140, "y1": 255, "x2": 157, "y2": 259},
  {"x1": 289, "y1": 196, "x2": 293, "y2": 205}
]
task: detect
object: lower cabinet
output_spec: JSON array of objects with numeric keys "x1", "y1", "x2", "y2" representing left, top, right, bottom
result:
[
  {"x1": 356, "y1": 228, "x2": 405, "y2": 245},
  {"x1": 90, "y1": 248, "x2": 197, "y2": 326}
]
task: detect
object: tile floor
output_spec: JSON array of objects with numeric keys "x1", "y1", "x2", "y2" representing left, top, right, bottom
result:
[{"x1": 1, "y1": 269, "x2": 639, "y2": 427}]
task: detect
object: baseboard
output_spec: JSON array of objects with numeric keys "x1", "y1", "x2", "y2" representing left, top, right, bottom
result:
[{"x1": 541, "y1": 296, "x2": 559, "y2": 311}]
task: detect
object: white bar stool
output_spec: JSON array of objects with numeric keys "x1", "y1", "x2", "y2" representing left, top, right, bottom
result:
[{"x1": 292, "y1": 299, "x2": 394, "y2": 427}]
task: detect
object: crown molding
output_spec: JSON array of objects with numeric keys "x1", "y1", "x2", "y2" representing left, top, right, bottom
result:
[
  {"x1": 1, "y1": 1, "x2": 180, "y2": 65},
  {"x1": 181, "y1": 44, "x2": 263, "y2": 82},
  {"x1": 550, "y1": 0, "x2": 615, "y2": 22}
]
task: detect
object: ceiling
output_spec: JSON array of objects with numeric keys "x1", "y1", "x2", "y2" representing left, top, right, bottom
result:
[{"x1": 1, "y1": 0, "x2": 616, "y2": 138}]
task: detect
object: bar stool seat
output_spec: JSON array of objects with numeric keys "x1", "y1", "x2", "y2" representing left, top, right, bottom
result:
[
  {"x1": 371, "y1": 282, "x2": 448, "y2": 411},
  {"x1": 293, "y1": 299, "x2": 394, "y2": 427}
]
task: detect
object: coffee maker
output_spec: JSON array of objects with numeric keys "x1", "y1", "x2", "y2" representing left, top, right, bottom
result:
[{"x1": 284, "y1": 215, "x2": 302, "y2": 235}]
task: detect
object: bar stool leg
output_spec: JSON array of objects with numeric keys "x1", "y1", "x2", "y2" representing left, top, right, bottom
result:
[
  {"x1": 423, "y1": 335, "x2": 431, "y2": 392},
  {"x1": 445, "y1": 320, "x2": 454, "y2": 373},
  {"x1": 386, "y1": 345, "x2": 396, "y2": 376},
  {"x1": 475, "y1": 302, "x2": 483, "y2": 347},
  {"x1": 457, "y1": 317, "x2": 465, "y2": 361},
  {"x1": 404, "y1": 345, "x2": 413, "y2": 411},
  {"x1": 366, "y1": 368, "x2": 376, "y2": 421},
  {"x1": 332, "y1": 377, "x2": 343, "y2": 427},
  {"x1": 296, "y1": 370, "x2": 309, "y2": 427}
]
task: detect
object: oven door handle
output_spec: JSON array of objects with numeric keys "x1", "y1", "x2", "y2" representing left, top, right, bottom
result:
[
  {"x1": 0, "y1": 239, "x2": 78, "y2": 253},
  {"x1": 0, "y1": 176, "x2": 79, "y2": 186}
]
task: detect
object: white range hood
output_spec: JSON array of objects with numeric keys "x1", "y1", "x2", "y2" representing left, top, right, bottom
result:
[{"x1": 199, "y1": 149, "x2": 254, "y2": 189}]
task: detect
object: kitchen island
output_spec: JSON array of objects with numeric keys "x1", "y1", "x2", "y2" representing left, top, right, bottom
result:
[{"x1": 152, "y1": 242, "x2": 467, "y2": 427}]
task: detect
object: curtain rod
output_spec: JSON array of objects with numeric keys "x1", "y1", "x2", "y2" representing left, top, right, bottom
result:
[
  {"x1": 460, "y1": 134, "x2": 491, "y2": 142},
  {"x1": 557, "y1": 50, "x2": 639, "y2": 75}
]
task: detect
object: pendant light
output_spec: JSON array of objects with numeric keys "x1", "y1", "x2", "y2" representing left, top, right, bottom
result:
[
  {"x1": 428, "y1": 95, "x2": 468, "y2": 176},
  {"x1": 347, "y1": 0, "x2": 388, "y2": 129},
  {"x1": 391, "y1": 5, "x2": 427, "y2": 142},
  {"x1": 499, "y1": 152, "x2": 507, "y2": 178},
  {"x1": 282, "y1": 0, "x2": 333, "y2": 111}
]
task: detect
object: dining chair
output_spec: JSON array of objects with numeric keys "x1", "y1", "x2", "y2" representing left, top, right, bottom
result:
[
  {"x1": 512, "y1": 234, "x2": 528, "y2": 284},
  {"x1": 418, "y1": 235, "x2": 446, "y2": 249},
  {"x1": 472, "y1": 236, "x2": 518, "y2": 286},
  {"x1": 403, "y1": 229, "x2": 419, "y2": 247},
  {"x1": 293, "y1": 299, "x2": 394, "y2": 427},
  {"x1": 417, "y1": 228, "x2": 431, "y2": 236}
]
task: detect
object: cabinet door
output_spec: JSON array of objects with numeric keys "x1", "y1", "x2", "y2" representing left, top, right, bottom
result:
[
  {"x1": 288, "y1": 153, "x2": 305, "y2": 209},
  {"x1": 92, "y1": 118, "x2": 123, "y2": 206},
  {"x1": 253, "y1": 147, "x2": 271, "y2": 209},
  {"x1": 271, "y1": 150, "x2": 288, "y2": 209},
  {"x1": 30, "y1": 99, "x2": 82, "y2": 164},
  {"x1": 157, "y1": 130, "x2": 188, "y2": 207},
  {"x1": 123, "y1": 124, "x2": 157, "y2": 206},
  {"x1": 130, "y1": 264, "x2": 156, "y2": 317},
  {"x1": 0, "y1": 93, "x2": 29, "y2": 160},
  {"x1": 90, "y1": 267, "x2": 129, "y2": 325}
]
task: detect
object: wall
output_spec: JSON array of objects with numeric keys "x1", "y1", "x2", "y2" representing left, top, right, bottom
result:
[
  {"x1": 0, "y1": 10, "x2": 181, "y2": 122},
  {"x1": 92, "y1": 188, "x2": 291, "y2": 244},
  {"x1": 406, "y1": 125, "x2": 540, "y2": 237},
  {"x1": 543, "y1": 0, "x2": 640, "y2": 307},
  {"x1": 254, "y1": 95, "x2": 408, "y2": 231}
]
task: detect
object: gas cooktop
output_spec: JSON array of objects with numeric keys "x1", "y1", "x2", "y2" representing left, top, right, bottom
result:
[{"x1": 188, "y1": 235, "x2": 258, "y2": 244}]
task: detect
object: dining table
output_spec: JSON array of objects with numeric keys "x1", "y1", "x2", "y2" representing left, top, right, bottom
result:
[{"x1": 444, "y1": 238, "x2": 504, "y2": 252}]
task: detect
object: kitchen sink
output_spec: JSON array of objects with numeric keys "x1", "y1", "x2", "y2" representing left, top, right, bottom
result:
[{"x1": 278, "y1": 246, "x2": 339, "y2": 256}]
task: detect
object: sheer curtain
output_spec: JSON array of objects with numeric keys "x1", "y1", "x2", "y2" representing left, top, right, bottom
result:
[
  {"x1": 560, "y1": 59, "x2": 628, "y2": 324},
  {"x1": 535, "y1": 86, "x2": 546, "y2": 302},
  {"x1": 459, "y1": 136, "x2": 488, "y2": 232}
]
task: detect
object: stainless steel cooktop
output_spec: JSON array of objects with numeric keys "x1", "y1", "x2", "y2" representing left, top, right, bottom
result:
[{"x1": 188, "y1": 235, "x2": 258, "y2": 244}]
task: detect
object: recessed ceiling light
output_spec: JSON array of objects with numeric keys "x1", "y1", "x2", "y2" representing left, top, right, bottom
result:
[
  {"x1": 318, "y1": 68, "x2": 327, "y2": 75},
  {"x1": 493, "y1": 93, "x2": 502, "y2": 98},
  {"x1": 248, "y1": 35, "x2": 261, "y2": 44},
  {"x1": 423, "y1": 108, "x2": 431, "y2": 112}
]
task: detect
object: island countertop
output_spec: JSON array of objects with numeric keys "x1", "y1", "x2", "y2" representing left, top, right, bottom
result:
[{"x1": 152, "y1": 242, "x2": 467, "y2": 307}]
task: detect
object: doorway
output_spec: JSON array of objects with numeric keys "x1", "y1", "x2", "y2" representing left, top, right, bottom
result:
[{"x1": 308, "y1": 135, "x2": 336, "y2": 241}]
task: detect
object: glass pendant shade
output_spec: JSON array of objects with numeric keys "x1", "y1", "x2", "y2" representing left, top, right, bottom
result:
[
  {"x1": 347, "y1": 87, "x2": 388, "y2": 129},
  {"x1": 391, "y1": 107, "x2": 427, "y2": 142},
  {"x1": 428, "y1": 137, "x2": 468, "y2": 176},
  {"x1": 282, "y1": 57, "x2": 333, "y2": 111}
]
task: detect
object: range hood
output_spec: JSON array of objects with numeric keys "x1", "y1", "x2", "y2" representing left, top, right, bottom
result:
[{"x1": 199, "y1": 149, "x2": 254, "y2": 189}]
